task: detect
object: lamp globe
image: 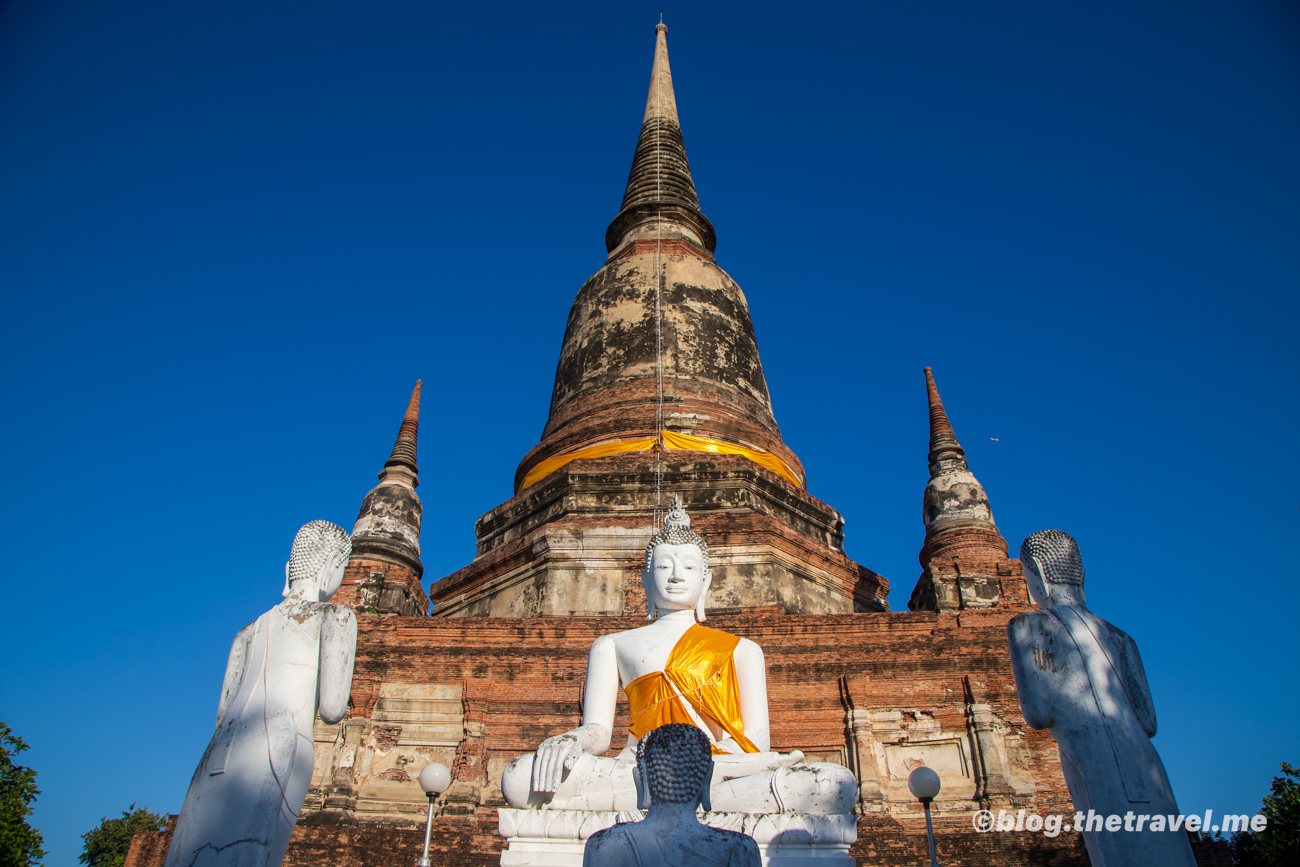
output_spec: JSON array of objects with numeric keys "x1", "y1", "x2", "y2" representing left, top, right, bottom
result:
[
  {"x1": 908, "y1": 766, "x2": 941, "y2": 801},
  {"x1": 418, "y1": 762, "x2": 451, "y2": 796}
]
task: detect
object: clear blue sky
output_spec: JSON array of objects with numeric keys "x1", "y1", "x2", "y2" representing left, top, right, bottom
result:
[{"x1": 2, "y1": 1, "x2": 1297, "y2": 864}]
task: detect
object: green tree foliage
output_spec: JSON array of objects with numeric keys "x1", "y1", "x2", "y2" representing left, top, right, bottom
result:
[
  {"x1": 1231, "y1": 762, "x2": 1300, "y2": 866},
  {"x1": 0, "y1": 722, "x2": 45, "y2": 867},
  {"x1": 79, "y1": 804, "x2": 165, "y2": 867}
]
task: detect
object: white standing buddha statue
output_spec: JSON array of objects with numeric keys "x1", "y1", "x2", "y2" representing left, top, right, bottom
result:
[
  {"x1": 501, "y1": 496, "x2": 856, "y2": 815},
  {"x1": 163, "y1": 520, "x2": 358, "y2": 867},
  {"x1": 1008, "y1": 529, "x2": 1197, "y2": 867}
]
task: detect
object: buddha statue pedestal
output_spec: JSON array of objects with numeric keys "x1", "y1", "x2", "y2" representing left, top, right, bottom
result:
[{"x1": 498, "y1": 808, "x2": 857, "y2": 866}]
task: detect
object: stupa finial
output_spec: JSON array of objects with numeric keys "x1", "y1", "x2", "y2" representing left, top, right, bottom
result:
[
  {"x1": 924, "y1": 367, "x2": 966, "y2": 475},
  {"x1": 605, "y1": 21, "x2": 716, "y2": 252},
  {"x1": 381, "y1": 380, "x2": 421, "y2": 487}
]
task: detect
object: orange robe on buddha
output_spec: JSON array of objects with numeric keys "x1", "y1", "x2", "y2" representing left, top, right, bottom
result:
[{"x1": 624, "y1": 624, "x2": 759, "y2": 754}]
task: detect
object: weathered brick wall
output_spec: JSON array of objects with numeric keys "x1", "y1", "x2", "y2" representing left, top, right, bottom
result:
[
  {"x1": 1188, "y1": 832, "x2": 1234, "y2": 866},
  {"x1": 123, "y1": 815, "x2": 175, "y2": 867},
  {"x1": 433, "y1": 454, "x2": 888, "y2": 617},
  {"x1": 128, "y1": 602, "x2": 1230, "y2": 866},
  {"x1": 123, "y1": 813, "x2": 504, "y2": 867},
  {"x1": 336, "y1": 558, "x2": 429, "y2": 617},
  {"x1": 855, "y1": 814, "x2": 1088, "y2": 865},
  {"x1": 286, "y1": 814, "x2": 501, "y2": 867},
  {"x1": 297, "y1": 605, "x2": 1089, "y2": 864},
  {"x1": 128, "y1": 810, "x2": 1231, "y2": 866},
  {"x1": 911, "y1": 546, "x2": 1029, "y2": 612}
]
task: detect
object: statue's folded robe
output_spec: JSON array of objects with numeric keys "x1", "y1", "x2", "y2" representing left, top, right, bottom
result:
[
  {"x1": 538, "y1": 624, "x2": 856, "y2": 814},
  {"x1": 625, "y1": 624, "x2": 759, "y2": 754}
]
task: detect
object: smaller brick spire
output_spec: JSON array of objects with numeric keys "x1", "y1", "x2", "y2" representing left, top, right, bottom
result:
[
  {"x1": 925, "y1": 366, "x2": 965, "y2": 475},
  {"x1": 911, "y1": 368, "x2": 1009, "y2": 611},
  {"x1": 348, "y1": 381, "x2": 425, "y2": 584},
  {"x1": 381, "y1": 380, "x2": 421, "y2": 487},
  {"x1": 918, "y1": 367, "x2": 1006, "y2": 561}
]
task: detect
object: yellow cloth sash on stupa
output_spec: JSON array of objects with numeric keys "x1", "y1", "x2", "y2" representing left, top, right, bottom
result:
[
  {"x1": 518, "y1": 431, "x2": 802, "y2": 491},
  {"x1": 624, "y1": 623, "x2": 760, "y2": 755}
]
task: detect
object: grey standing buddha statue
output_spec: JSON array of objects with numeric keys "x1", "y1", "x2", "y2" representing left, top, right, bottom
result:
[
  {"x1": 163, "y1": 521, "x2": 358, "y2": 867},
  {"x1": 1007, "y1": 530, "x2": 1196, "y2": 867}
]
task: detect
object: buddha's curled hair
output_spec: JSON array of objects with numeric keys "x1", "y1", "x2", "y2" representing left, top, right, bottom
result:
[
  {"x1": 1019, "y1": 529, "x2": 1084, "y2": 587},
  {"x1": 287, "y1": 520, "x2": 352, "y2": 586},
  {"x1": 644, "y1": 495, "x2": 708, "y2": 571},
  {"x1": 638, "y1": 723, "x2": 713, "y2": 805}
]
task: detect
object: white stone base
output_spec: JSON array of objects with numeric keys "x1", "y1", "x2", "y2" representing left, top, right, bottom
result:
[{"x1": 498, "y1": 808, "x2": 856, "y2": 866}]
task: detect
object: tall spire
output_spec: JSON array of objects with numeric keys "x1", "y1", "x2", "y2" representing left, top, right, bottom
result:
[
  {"x1": 925, "y1": 366, "x2": 965, "y2": 475},
  {"x1": 641, "y1": 22, "x2": 680, "y2": 131},
  {"x1": 380, "y1": 380, "x2": 421, "y2": 488},
  {"x1": 605, "y1": 21, "x2": 716, "y2": 253}
]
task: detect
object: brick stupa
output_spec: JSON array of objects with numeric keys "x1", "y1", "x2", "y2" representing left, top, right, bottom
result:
[
  {"x1": 430, "y1": 20, "x2": 886, "y2": 619},
  {"x1": 125, "y1": 22, "x2": 1230, "y2": 867}
]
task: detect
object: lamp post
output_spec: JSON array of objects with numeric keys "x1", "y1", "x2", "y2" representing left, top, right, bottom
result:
[
  {"x1": 416, "y1": 762, "x2": 451, "y2": 867},
  {"x1": 907, "y1": 766, "x2": 941, "y2": 867}
]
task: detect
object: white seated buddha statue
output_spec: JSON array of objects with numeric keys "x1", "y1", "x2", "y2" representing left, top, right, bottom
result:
[{"x1": 501, "y1": 496, "x2": 857, "y2": 815}]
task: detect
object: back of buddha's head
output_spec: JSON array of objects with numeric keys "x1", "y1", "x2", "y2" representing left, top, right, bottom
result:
[
  {"x1": 285, "y1": 520, "x2": 352, "y2": 596},
  {"x1": 638, "y1": 724, "x2": 713, "y2": 805},
  {"x1": 1020, "y1": 529, "x2": 1084, "y2": 587}
]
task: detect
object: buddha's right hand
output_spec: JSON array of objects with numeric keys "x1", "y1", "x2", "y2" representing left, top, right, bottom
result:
[
  {"x1": 532, "y1": 733, "x2": 584, "y2": 794},
  {"x1": 711, "y1": 750, "x2": 805, "y2": 781}
]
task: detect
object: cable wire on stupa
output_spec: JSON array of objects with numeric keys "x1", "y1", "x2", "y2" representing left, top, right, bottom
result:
[{"x1": 653, "y1": 18, "x2": 667, "y2": 531}]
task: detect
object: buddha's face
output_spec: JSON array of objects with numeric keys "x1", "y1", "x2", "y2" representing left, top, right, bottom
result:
[{"x1": 647, "y1": 542, "x2": 710, "y2": 614}]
